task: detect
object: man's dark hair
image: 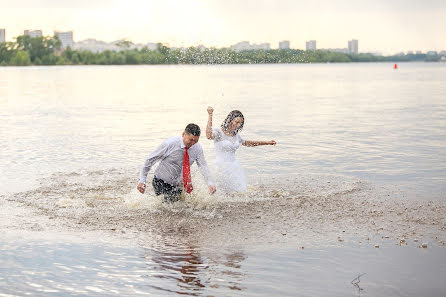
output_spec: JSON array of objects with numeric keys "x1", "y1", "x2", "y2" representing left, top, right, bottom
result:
[{"x1": 185, "y1": 123, "x2": 201, "y2": 136}]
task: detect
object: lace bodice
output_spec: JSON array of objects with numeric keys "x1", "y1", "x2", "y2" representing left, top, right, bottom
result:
[{"x1": 212, "y1": 128, "x2": 244, "y2": 162}]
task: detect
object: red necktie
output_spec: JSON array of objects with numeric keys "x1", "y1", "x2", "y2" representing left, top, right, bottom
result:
[{"x1": 183, "y1": 147, "x2": 193, "y2": 193}]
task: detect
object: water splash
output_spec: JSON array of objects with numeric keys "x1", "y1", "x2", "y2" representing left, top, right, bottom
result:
[{"x1": 2, "y1": 168, "x2": 445, "y2": 248}]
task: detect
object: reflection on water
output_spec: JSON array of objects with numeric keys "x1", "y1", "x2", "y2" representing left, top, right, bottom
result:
[
  {"x1": 144, "y1": 235, "x2": 246, "y2": 295},
  {"x1": 2, "y1": 231, "x2": 445, "y2": 297},
  {"x1": 0, "y1": 231, "x2": 247, "y2": 296},
  {"x1": 146, "y1": 233, "x2": 209, "y2": 295}
]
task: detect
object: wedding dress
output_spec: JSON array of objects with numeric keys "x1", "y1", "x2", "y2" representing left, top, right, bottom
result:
[{"x1": 212, "y1": 128, "x2": 247, "y2": 193}]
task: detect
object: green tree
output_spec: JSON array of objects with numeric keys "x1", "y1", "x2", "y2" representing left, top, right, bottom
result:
[
  {"x1": 0, "y1": 37, "x2": 439, "y2": 66},
  {"x1": 15, "y1": 35, "x2": 61, "y2": 64},
  {"x1": 62, "y1": 46, "x2": 74, "y2": 61},
  {"x1": 157, "y1": 43, "x2": 170, "y2": 55},
  {"x1": 10, "y1": 51, "x2": 31, "y2": 66},
  {"x1": 110, "y1": 51, "x2": 126, "y2": 65},
  {"x1": 41, "y1": 54, "x2": 59, "y2": 65},
  {"x1": 124, "y1": 50, "x2": 141, "y2": 64},
  {"x1": 115, "y1": 39, "x2": 133, "y2": 49},
  {"x1": 0, "y1": 42, "x2": 17, "y2": 64}
]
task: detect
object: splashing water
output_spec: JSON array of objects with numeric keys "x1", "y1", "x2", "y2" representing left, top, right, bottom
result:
[{"x1": 3, "y1": 168, "x2": 445, "y2": 249}]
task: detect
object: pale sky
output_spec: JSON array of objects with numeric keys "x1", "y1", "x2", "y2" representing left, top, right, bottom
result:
[{"x1": 1, "y1": 0, "x2": 445, "y2": 54}]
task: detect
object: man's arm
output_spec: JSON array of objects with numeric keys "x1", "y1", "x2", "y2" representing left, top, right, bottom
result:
[
  {"x1": 137, "y1": 140, "x2": 170, "y2": 193},
  {"x1": 195, "y1": 146, "x2": 216, "y2": 194}
]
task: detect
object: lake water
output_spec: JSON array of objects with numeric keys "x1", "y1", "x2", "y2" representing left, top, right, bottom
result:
[{"x1": 1, "y1": 63, "x2": 445, "y2": 296}]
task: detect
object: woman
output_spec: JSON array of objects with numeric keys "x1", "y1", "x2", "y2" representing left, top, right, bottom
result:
[{"x1": 206, "y1": 106, "x2": 276, "y2": 193}]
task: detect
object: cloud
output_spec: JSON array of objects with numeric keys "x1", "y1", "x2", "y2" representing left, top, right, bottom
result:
[{"x1": 0, "y1": 0, "x2": 116, "y2": 9}]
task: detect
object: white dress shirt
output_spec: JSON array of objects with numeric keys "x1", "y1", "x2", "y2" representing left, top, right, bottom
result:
[{"x1": 139, "y1": 136, "x2": 214, "y2": 187}]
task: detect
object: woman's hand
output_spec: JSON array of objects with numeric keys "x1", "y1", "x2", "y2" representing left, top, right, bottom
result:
[
  {"x1": 269, "y1": 140, "x2": 277, "y2": 145},
  {"x1": 207, "y1": 106, "x2": 214, "y2": 115}
]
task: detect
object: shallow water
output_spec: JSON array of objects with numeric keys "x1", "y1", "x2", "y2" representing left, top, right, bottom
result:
[
  {"x1": 2, "y1": 231, "x2": 445, "y2": 297},
  {"x1": 0, "y1": 63, "x2": 445, "y2": 296}
]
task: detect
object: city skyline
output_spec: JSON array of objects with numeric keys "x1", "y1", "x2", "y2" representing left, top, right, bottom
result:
[
  {"x1": 3, "y1": 27, "x2": 445, "y2": 56},
  {"x1": 1, "y1": 0, "x2": 445, "y2": 54},
  {"x1": 3, "y1": 27, "x2": 446, "y2": 56},
  {"x1": 2, "y1": 28, "x2": 367, "y2": 54}
]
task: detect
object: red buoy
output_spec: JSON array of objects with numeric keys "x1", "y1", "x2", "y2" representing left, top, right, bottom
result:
[{"x1": 394, "y1": 63, "x2": 398, "y2": 69}]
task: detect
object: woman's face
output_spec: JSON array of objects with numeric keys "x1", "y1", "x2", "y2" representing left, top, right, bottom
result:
[{"x1": 229, "y1": 117, "x2": 243, "y2": 132}]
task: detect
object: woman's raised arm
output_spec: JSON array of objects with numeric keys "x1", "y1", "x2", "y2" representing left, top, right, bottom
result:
[{"x1": 206, "y1": 106, "x2": 215, "y2": 140}]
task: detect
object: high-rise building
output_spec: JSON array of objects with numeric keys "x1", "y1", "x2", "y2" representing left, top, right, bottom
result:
[
  {"x1": 231, "y1": 41, "x2": 251, "y2": 51},
  {"x1": 54, "y1": 31, "x2": 74, "y2": 49},
  {"x1": 0, "y1": 29, "x2": 5, "y2": 43},
  {"x1": 348, "y1": 39, "x2": 359, "y2": 54},
  {"x1": 279, "y1": 40, "x2": 290, "y2": 50},
  {"x1": 306, "y1": 40, "x2": 316, "y2": 51},
  {"x1": 231, "y1": 41, "x2": 270, "y2": 51},
  {"x1": 24, "y1": 30, "x2": 43, "y2": 37},
  {"x1": 252, "y1": 43, "x2": 270, "y2": 50}
]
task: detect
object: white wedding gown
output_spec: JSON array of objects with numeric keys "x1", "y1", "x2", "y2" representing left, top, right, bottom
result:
[{"x1": 212, "y1": 128, "x2": 247, "y2": 193}]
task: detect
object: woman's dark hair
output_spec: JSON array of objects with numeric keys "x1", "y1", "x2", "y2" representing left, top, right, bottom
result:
[
  {"x1": 221, "y1": 110, "x2": 244, "y2": 135},
  {"x1": 185, "y1": 123, "x2": 201, "y2": 136}
]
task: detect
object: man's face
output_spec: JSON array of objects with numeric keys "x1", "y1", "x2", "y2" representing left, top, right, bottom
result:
[{"x1": 182, "y1": 132, "x2": 199, "y2": 148}]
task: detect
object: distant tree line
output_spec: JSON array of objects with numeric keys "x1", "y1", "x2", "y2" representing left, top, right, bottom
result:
[{"x1": 0, "y1": 35, "x2": 443, "y2": 66}]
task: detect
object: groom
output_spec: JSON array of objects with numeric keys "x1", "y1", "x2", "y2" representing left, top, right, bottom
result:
[{"x1": 137, "y1": 123, "x2": 216, "y2": 202}]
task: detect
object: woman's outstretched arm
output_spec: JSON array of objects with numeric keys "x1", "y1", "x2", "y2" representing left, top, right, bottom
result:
[
  {"x1": 206, "y1": 106, "x2": 215, "y2": 140},
  {"x1": 243, "y1": 140, "x2": 276, "y2": 147}
]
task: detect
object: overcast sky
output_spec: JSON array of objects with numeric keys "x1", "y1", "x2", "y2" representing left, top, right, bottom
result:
[{"x1": 1, "y1": 0, "x2": 445, "y2": 54}]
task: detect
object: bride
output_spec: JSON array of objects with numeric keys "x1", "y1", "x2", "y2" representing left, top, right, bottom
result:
[{"x1": 206, "y1": 106, "x2": 276, "y2": 193}]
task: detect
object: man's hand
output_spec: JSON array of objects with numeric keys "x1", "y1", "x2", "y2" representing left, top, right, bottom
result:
[
  {"x1": 207, "y1": 106, "x2": 214, "y2": 115},
  {"x1": 208, "y1": 185, "x2": 216, "y2": 194},
  {"x1": 137, "y1": 182, "x2": 146, "y2": 194},
  {"x1": 269, "y1": 140, "x2": 277, "y2": 145}
]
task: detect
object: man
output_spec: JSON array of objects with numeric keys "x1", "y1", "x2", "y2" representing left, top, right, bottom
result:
[{"x1": 137, "y1": 123, "x2": 216, "y2": 202}]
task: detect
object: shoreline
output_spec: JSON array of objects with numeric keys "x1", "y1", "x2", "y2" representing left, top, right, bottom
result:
[{"x1": 1, "y1": 60, "x2": 446, "y2": 67}]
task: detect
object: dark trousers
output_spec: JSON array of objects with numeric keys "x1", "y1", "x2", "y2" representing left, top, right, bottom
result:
[{"x1": 152, "y1": 177, "x2": 182, "y2": 202}]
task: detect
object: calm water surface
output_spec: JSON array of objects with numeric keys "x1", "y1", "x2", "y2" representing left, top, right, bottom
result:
[{"x1": 0, "y1": 63, "x2": 445, "y2": 296}]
